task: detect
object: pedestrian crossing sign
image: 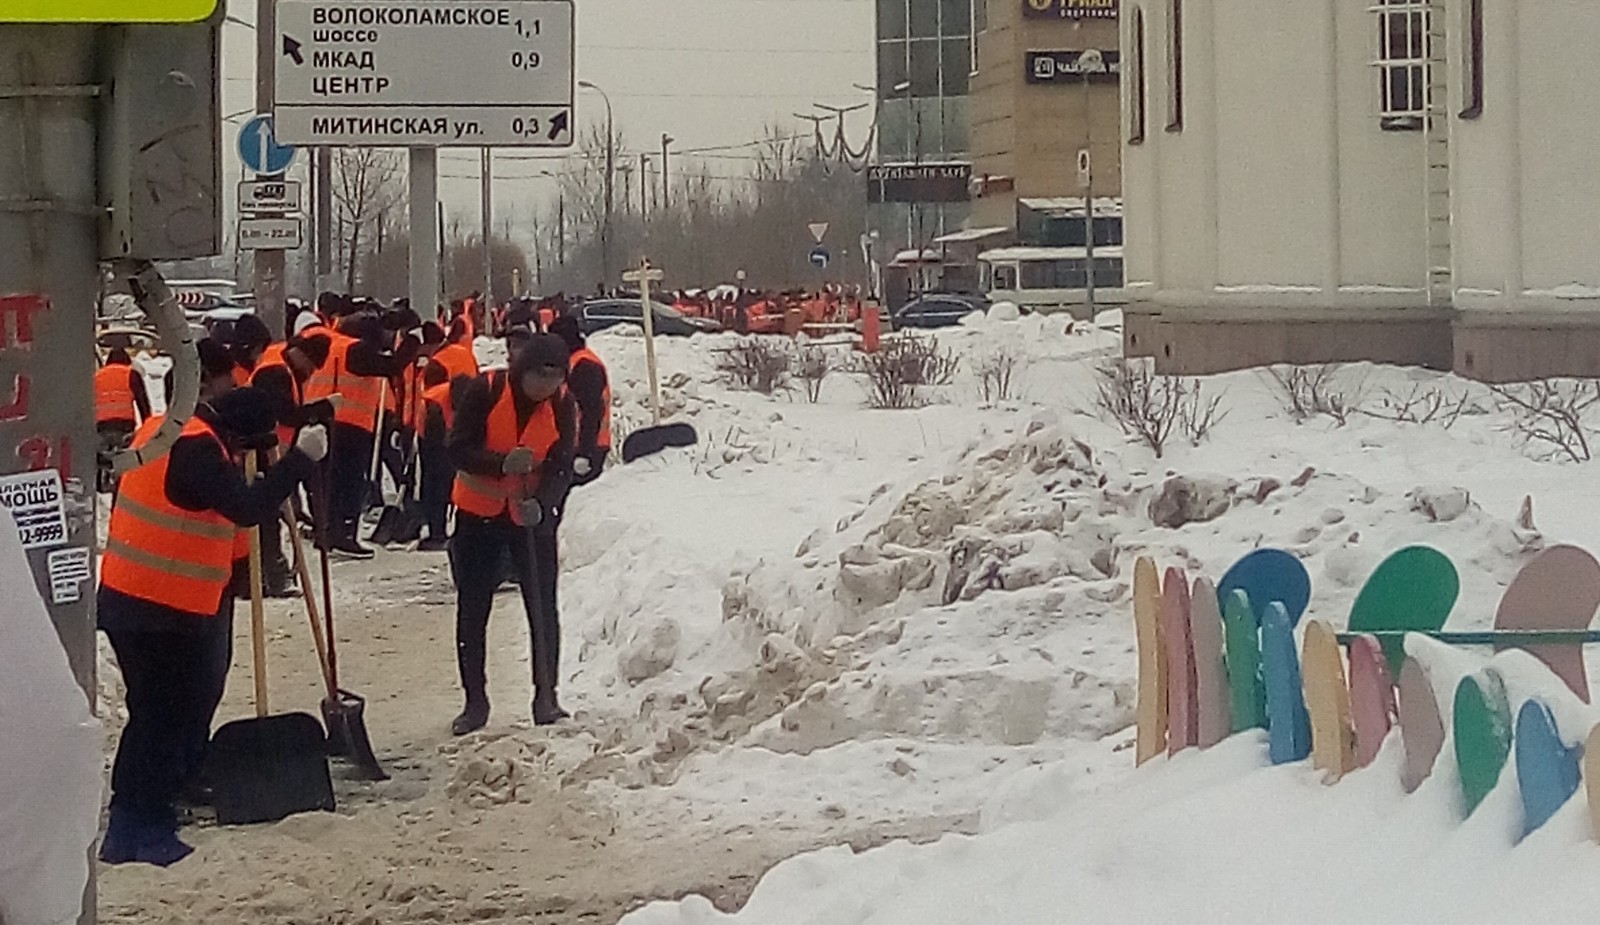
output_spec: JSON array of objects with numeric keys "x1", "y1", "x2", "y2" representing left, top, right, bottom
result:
[{"x1": 0, "y1": 0, "x2": 218, "y2": 21}]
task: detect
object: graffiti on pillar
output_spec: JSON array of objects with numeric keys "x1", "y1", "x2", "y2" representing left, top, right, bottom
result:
[{"x1": 0, "y1": 295, "x2": 71, "y2": 479}]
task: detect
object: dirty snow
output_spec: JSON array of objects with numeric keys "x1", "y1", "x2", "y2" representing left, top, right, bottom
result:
[{"x1": 96, "y1": 312, "x2": 1600, "y2": 923}]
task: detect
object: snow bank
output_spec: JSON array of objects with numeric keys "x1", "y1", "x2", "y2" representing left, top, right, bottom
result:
[{"x1": 622, "y1": 647, "x2": 1600, "y2": 925}]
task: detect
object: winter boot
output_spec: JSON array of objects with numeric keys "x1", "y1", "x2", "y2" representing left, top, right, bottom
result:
[
  {"x1": 450, "y1": 697, "x2": 490, "y2": 736},
  {"x1": 98, "y1": 809, "x2": 195, "y2": 868}
]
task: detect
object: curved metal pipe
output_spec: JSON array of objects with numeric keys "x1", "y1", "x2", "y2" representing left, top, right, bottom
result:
[{"x1": 111, "y1": 260, "x2": 200, "y2": 474}]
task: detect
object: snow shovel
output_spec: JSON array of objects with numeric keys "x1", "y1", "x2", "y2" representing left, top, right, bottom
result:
[
  {"x1": 210, "y1": 449, "x2": 336, "y2": 825},
  {"x1": 372, "y1": 424, "x2": 425, "y2": 546},
  {"x1": 316, "y1": 458, "x2": 389, "y2": 781},
  {"x1": 621, "y1": 258, "x2": 699, "y2": 463}
]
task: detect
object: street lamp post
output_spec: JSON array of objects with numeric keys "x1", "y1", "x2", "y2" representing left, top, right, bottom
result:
[
  {"x1": 579, "y1": 80, "x2": 614, "y2": 292},
  {"x1": 540, "y1": 170, "x2": 566, "y2": 268},
  {"x1": 1078, "y1": 49, "x2": 1104, "y2": 319}
]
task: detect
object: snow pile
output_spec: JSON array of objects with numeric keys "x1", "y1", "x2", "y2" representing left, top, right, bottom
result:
[{"x1": 621, "y1": 644, "x2": 1600, "y2": 925}]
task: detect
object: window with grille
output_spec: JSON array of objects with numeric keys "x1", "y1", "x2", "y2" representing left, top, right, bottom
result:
[{"x1": 1375, "y1": 0, "x2": 1430, "y2": 130}]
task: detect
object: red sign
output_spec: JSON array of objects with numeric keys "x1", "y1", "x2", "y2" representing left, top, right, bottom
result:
[{"x1": 1024, "y1": 0, "x2": 1119, "y2": 19}]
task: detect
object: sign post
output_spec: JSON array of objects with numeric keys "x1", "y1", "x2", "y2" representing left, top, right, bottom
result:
[
  {"x1": 271, "y1": 0, "x2": 575, "y2": 324},
  {"x1": 621, "y1": 259, "x2": 666, "y2": 424},
  {"x1": 238, "y1": 113, "x2": 298, "y2": 334}
]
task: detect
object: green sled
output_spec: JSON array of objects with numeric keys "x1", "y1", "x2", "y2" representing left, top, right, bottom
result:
[
  {"x1": 1223, "y1": 589, "x2": 1267, "y2": 732},
  {"x1": 1348, "y1": 546, "x2": 1459, "y2": 675},
  {"x1": 1454, "y1": 670, "x2": 1512, "y2": 817}
]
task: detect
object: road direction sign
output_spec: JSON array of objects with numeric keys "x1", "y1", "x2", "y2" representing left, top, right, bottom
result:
[
  {"x1": 238, "y1": 115, "x2": 298, "y2": 175},
  {"x1": 809, "y1": 246, "x2": 830, "y2": 269},
  {"x1": 0, "y1": 0, "x2": 217, "y2": 21},
  {"x1": 239, "y1": 217, "x2": 304, "y2": 250},
  {"x1": 273, "y1": 0, "x2": 575, "y2": 148},
  {"x1": 238, "y1": 179, "x2": 303, "y2": 213},
  {"x1": 807, "y1": 222, "x2": 829, "y2": 244}
]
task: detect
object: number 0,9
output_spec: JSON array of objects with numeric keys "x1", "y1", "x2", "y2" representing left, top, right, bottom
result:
[{"x1": 511, "y1": 51, "x2": 542, "y2": 69}]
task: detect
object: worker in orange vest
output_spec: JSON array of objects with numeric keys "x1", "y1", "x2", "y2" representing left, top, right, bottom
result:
[
  {"x1": 416, "y1": 359, "x2": 457, "y2": 551},
  {"x1": 248, "y1": 333, "x2": 334, "y2": 596},
  {"x1": 223, "y1": 314, "x2": 273, "y2": 389},
  {"x1": 548, "y1": 316, "x2": 611, "y2": 486},
  {"x1": 95, "y1": 347, "x2": 153, "y2": 494},
  {"x1": 97, "y1": 385, "x2": 328, "y2": 867},
  {"x1": 433, "y1": 319, "x2": 480, "y2": 383},
  {"x1": 302, "y1": 304, "x2": 420, "y2": 558},
  {"x1": 446, "y1": 333, "x2": 575, "y2": 733}
]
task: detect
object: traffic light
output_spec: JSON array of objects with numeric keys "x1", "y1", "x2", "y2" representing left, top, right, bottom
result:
[{"x1": 0, "y1": 0, "x2": 218, "y2": 22}]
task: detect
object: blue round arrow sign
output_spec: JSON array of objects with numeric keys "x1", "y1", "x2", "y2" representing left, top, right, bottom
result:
[
  {"x1": 238, "y1": 115, "x2": 297, "y2": 176},
  {"x1": 808, "y1": 246, "x2": 830, "y2": 269}
]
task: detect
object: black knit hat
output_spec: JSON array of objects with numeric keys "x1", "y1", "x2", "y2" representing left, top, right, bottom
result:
[
  {"x1": 211, "y1": 386, "x2": 279, "y2": 446},
  {"x1": 509, "y1": 332, "x2": 569, "y2": 381}
]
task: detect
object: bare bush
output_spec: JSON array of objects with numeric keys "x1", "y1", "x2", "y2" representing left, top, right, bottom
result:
[
  {"x1": 796, "y1": 345, "x2": 832, "y2": 403},
  {"x1": 716, "y1": 337, "x2": 792, "y2": 395},
  {"x1": 1489, "y1": 379, "x2": 1600, "y2": 463},
  {"x1": 977, "y1": 347, "x2": 1022, "y2": 403},
  {"x1": 1360, "y1": 384, "x2": 1473, "y2": 428},
  {"x1": 856, "y1": 335, "x2": 960, "y2": 410},
  {"x1": 1096, "y1": 359, "x2": 1227, "y2": 458},
  {"x1": 1269, "y1": 365, "x2": 1364, "y2": 426}
]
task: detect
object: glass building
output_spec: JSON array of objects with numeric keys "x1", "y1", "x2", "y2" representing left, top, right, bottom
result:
[{"x1": 873, "y1": 0, "x2": 978, "y2": 254}]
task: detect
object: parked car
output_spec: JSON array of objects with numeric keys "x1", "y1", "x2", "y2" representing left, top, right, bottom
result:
[
  {"x1": 197, "y1": 304, "x2": 257, "y2": 342},
  {"x1": 575, "y1": 299, "x2": 722, "y2": 337},
  {"x1": 891, "y1": 292, "x2": 993, "y2": 329}
]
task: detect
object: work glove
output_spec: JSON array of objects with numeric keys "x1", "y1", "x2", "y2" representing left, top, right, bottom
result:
[
  {"x1": 515, "y1": 497, "x2": 543, "y2": 526},
  {"x1": 326, "y1": 394, "x2": 346, "y2": 411},
  {"x1": 295, "y1": 424, "x2": 329, "y2": 463},
  {"x1": 502, "y1": 446, "x2": 536, "y2": 475},
  {"x1": 573, "y1": 457, "x2": 592, "y2": 477}
]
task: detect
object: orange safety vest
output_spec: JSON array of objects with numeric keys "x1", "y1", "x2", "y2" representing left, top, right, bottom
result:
[
  {"x1": 231, "y1": 364, "x2": 251, "y2": 388},
  {"x1": 305, "y1": 333, "x2": 383, "y2": 432},
  {"x1": 422, "y1": 381, "x2": 456, "y2": 433},
  {"x1": 569, "y1": 347, "x2": 612, "y2": 450},
  {"x1": 101, "y1": 415, "x2": 238, "y2": 617},
  {"x1": 433, "y1": 342, "x2": 480, "y2": 383},
  {"x1": 94, "y1": 364, "x2": 138, "y2": 424},
  {"x1": 451, "y1": 373, "x2": 559, "y2": 525},
  {"x1": 251, "y1": 346, "x2": 301, "y2": 451},
  {"x1": 387, "y1": 362, "x2": 425, "y2": 430}
]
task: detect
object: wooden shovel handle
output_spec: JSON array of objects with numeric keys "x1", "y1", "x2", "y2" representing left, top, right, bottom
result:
[
  {"x1": 283, "y1": 499, "x2": 336, "y2": 700},
  {"x1": 246, "y1": 450, "x2": 269, "y2": 718}
]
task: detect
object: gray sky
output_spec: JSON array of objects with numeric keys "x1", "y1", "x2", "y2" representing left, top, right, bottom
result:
[{"x1": 222, "y1": 0, "x2": 873, "y2": 229}]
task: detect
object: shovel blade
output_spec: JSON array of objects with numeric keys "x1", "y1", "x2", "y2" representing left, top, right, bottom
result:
[
  {"x1": 322, "y1": 689, "x2": 388, "y2": 781},
  {"x1": 370, "y1": 505, "x2": 403, "y2": 546},
  {"x1": 209, "y1": 712, "x2": 336, "y2": 825},
  {"x1": 621, "y1": 422, "x2": 698, "y2": 463}
]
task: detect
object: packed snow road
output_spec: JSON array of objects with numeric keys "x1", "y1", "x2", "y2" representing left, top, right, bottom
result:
[{"x1": 98, "y1": 313, "x2": 1600, "y2": 923}]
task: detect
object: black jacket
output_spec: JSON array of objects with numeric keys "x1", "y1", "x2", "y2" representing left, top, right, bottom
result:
[
  {"x1": 97, "y1": 404, "x2": 315, "y2": 634},
  {"x1": 447, "y1": 373, "x2": 575, "y2": 521}
]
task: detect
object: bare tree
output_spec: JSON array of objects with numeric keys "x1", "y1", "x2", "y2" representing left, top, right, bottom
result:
[{"x1": 332, "y1": 148, "x2": 404, "y2": 293}]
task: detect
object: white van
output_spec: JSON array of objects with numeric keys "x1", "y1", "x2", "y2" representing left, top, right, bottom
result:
[{"x1": 978, "y1": 245, "x2": 1126, "y2": 320}]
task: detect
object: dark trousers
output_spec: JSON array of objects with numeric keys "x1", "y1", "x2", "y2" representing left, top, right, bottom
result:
[
  {"x1": 379, "y1": 424, "x2": 411, "y2": 497},
  {"x1": 329, "y1": 422, "x2": 374, "y2": 542},
  {"x1": 419, "y1": 431, "x2": 453, "y2": 539},
  {"x1": 106, "y1": 606, "x2": 233, "y2": 828},
  {"x1": 451, "y1": 512, "x2": 560, "y2": 706},
  {"x1": 97, "y1": 419, "x2": 135, "y2": 495}
]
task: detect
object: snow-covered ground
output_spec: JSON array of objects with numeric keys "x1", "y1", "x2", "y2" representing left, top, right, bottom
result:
[{"x1": 99, "y1": 312, "x2": 1600, "y2": 923}]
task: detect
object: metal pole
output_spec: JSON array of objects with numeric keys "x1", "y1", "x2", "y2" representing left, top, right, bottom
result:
[
  {"x1": 409, "y1": 148, "x2": 439, "y2": 321},
  {"x1": 603, "y1": 102, "x2": 613, "y2": 288},
  {"x1": 1082, "y1": 63, "x2": 1096, "y2": 319},
  {"x1": 315, "y1": 146, "x2": 332, "y2": 296},
  {"x1": 660, "y1": 132, "x2": 671, "y2": 213},
  {"x1": 639, "y1": 152, "x2": 649, "y2": 218},
  {"x1": 480, "y1": 147, "x2": 493, "y2": 308},
  {"x1": 0, "y1": 26, "x2": 101, "y2": 923},
  {"x1": 557, "y1": 191, "x2": 566, "y2": 265},
  {"x1": 254, "y1": 0, "x2": 286, "y2": 336}
]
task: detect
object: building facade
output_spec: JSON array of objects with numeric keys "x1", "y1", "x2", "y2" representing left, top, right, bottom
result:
[
  {"x1": 1123, "y1": 0, "x2": 1600, "y2": 382},
  {"x1": 970, "y1": 0, "x2": 1123, "y2": 233},
  {"x1": 873, "y1": 0, "x2": 977, "y2": 260}
]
